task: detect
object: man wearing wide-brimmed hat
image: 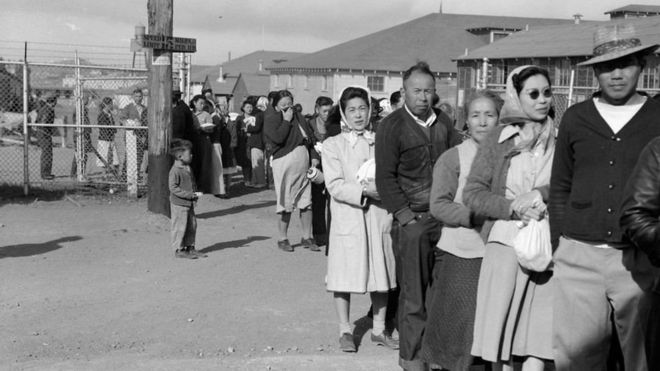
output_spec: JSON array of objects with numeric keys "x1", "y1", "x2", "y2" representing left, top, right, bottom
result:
[{"x1": 549, "y1": 23, "x2": 660, "y2": 370}]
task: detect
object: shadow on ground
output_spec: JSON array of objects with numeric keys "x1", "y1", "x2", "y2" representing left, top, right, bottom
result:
[
  {"x1": 353, "y1": 315, "x2": 373, "y2": 349},
  {"x1": 0, "y1": 236, "x2": 82, "y2": 258},
  {"x1": 199, "y1": 235, "x2": 270, "y2": 254},
  {"x1": 197, "y1": 200, "x2": 276, "y2": 219}
]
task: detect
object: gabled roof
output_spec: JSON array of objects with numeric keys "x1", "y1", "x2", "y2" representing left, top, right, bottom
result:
[
  {"x1": 222, "y1": 50, "x2": 305, "y2": 75},
  {"x1": 241, "y1": 73, "x2": 271, "y2": 96},
  {"x1": 205, "y1": 75, "x2": 240, "y2": 95},
  {"x1": 605, "y1": 4, "x2": 660, "y2": 15},
  {"x1": 268, "y1": 13, "x2": 576, "y2": 74},
  {"x1": 190, "y1": 50, "x2": 303, "y2": 83},
  {"x1": 455, "y1": 16, "x2": 660, "y2": 61}
]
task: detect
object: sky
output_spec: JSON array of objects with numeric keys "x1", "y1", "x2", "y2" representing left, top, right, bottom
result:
[{"x1": 1, "y1": 0, "x2": 659, "y2": 66}]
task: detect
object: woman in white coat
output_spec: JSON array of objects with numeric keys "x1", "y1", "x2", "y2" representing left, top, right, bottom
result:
[{"x1": 322, "y1": 86, "x2": 398, "y2": 353}]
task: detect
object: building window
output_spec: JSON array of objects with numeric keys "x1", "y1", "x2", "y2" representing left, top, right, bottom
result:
[
  {"x1": 575, "y1": 66, "x2": 595, "y2": 87},
  {"x1": 556, "y1": 59, "x2": 571, "y2": 87},
  {"x1": 286, "y1": 74, "x2": 292, "y2": 88},
  {"x1": 458, "y1": 66, "x2": 473, "y2": 89},
  {"x1": 367, "y1": 76, "x2": 385, "y2": 92},
  {"x1": 321, "y1": 75, "x2": 328, "y2": 91},
  {"x1": 271, "y1": 74, "x2": 279, "y2": 88},
  {"x1": 640, "y1": 61, "x2": 659, "y2": 90}
]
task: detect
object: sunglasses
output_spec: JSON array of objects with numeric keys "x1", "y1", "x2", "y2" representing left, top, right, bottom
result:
[{"x1": 526, "y1": 89, "x2": 552, "y2": 100}]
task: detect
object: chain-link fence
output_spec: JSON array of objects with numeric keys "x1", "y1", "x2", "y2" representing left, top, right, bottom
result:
[{"x1": 0, "y1": 41, "x2": 157, "y2": 196}]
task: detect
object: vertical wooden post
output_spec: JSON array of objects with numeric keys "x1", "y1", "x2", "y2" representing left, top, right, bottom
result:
[{"x1": 147, "y1": 0, "x2": 172, "y2": 216}]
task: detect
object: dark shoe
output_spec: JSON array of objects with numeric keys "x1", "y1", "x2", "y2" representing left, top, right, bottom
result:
[
  {"x1": 214, "y1": 194, "x2": 230, "y2": 199},
  {"x1": 371, "y1": 332, "x2": 399, "y2": 350},
  {"x1": 175, "y1": 249, "x2": 198, "y2": 259},
  {"x1": 186, "y1": 246, "x2": 207, "y2": 258},
  {"x1": 300, "y1": 237, "x2": 320, "y2": 252},
  {"x1": 339, "y1": 333, "x2": 356, "y2": 352},
  {"x1": 278, "y1": 239, "x2": 293, "y2": 252}
]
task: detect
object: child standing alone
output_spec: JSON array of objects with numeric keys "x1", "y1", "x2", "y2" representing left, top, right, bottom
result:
[{"x1": 169, "y1": 139, "x2": 207, "y2": 259}]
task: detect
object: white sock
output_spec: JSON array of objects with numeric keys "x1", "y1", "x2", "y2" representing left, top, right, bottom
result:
[
  {"x1": 339, "y1": 322, "x2": 351, "y2": 336},
  {"x1": 372, "y1": 319, "x2": 385, "y2": 336}
]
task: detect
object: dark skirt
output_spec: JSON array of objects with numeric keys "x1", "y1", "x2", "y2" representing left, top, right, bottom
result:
[
  {"x1": 234, "y1": 132, "x2": 250, "y2": 168},
  {"x1": 220, "y1": 125, "x2": 234, "y2": 169},
  {"x1": 421, "y1": 249, "x2": 482, "y2": 371}
]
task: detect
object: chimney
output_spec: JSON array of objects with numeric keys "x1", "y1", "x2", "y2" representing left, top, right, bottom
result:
[
  {"x1": 573, "y1": 13, "x2": 583, "y2": 24},
  {"x1": 227, "y1": 51, "x2": 231, "y2": 61},
  {"x1": 258, "y1": 59, "x2": 264, "y2": 72},
  {"x1": 217, "y1": 65, "x2": 224, "y2": 82}
]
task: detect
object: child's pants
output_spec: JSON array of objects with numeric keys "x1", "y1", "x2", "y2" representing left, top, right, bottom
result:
[{"x1": 171, "y1": 203, "x2": 196, "y2": 250}]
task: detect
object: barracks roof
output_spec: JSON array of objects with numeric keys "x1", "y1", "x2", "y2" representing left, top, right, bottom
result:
[
  {"x1": 454, "y1": 15, "x2": 660, "y2": 61},
  {"x1": 267, "y1": 12, "x2": 576, "y2": 74}
]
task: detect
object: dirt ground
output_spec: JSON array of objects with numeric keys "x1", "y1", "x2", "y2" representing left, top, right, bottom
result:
[{"x1": 0, "y1": 185, "x2": 400, "y2": 370}]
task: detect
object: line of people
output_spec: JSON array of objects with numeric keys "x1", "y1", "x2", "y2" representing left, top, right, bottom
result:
[
  {"x1": 260, "y1": 24, "x2": 659, "y2": 371},
  {"x1": 168, "y1": 23, "x2": 659, "y2": 371}
]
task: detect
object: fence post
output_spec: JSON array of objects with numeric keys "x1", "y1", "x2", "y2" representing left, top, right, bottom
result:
[
  {"x1": 22, "y1": 42, "x2": 29, "y2": 196},
  {"x1": 75, "y1": 51, "x2": 84, "y2": 182},
  {"x1": 568, "y1": 69, "x2": 575, "y2": 108}
]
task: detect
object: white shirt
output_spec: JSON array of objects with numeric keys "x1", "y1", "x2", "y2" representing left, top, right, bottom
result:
[
  {"x1": 404, "y1": 104, "x2": 437, "y2": 128},
  {"x1": 594, "y1": 96, "x2": 645, "y2": 134}
]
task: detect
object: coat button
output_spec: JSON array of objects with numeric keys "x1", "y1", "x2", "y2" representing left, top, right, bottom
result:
[
  {"x1": 608, "y1": 184, "x2": 614, "y2": 190},
  {"x1": 611, "y1": 135, "x2": 616, "y2": 140},
  {"x1": 607, "y1": 208, "x2": 613, "y2": 213},
  {"x1": 609, "y1": 160, "x2": 615, "y2": 166},
  {"x1": 616, "y1": 137, "x2": 621, "y2": 142},
  {"x1": 607, "y1": 230, "x2": 613, "y2": 236}
]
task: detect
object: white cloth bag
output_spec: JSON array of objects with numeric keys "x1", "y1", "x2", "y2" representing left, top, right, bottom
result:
[{"x1": 512, "y1": 217, "x2": 552, "y2": 272}]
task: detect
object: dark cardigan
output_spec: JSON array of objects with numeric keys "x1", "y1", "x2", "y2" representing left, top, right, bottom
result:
[
  {"x1": 263, "y1": 109, "x2": 319, "y2": 161},
  {"x1": 549, "y1": 97, "x2": 660, "y2": 247},
  {"x1": 462, "y1": 125, "x2": 551, "y2": 242},
  {"x1": 375, "y1": 107, "x2": 460, "y2": 225}
]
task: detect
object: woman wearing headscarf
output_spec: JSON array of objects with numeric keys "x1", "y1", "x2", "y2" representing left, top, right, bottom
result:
[
  {"x1": 463, "y1": 66, "x2": 555, "y2": 371},
  {"x1": 263, "y1": 90, "x2": 320, "y2": 252},
  {"x1": 421, "y1": 90, "x2": 502, "y2": 370},
  {"x1": 323, "y1": 86, "x2": 397, "y2": 352}
]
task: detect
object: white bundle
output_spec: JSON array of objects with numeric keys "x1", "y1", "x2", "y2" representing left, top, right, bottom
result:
[
  {"x1": 512, "y1": 217, "x2": 552, "y2": 272},
  {"x1": 356, "y1": 158, "x2": 376, "y2": 184}
]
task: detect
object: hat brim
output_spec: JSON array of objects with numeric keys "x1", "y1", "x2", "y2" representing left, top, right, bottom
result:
[{"x1": 578, "y1": 44, "x2": 659, "y2": 66}]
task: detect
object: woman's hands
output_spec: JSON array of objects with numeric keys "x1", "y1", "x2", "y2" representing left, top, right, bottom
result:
[
  {"x1": 511, "y1": 190, "x2": 546, "y2": 223},
  {"x1": 201, "y1": 125, "x2": 215, "y2": 133},
  {"x1": 282, "y1": 107, "x2": 293, "y2": 122},
  {"x1": 362, "y1": 181, "x2": 380, "y2": 200}
]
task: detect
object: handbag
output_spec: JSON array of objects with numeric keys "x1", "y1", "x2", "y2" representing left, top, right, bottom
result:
[{"x1": 512, "y1": 217, "x2": 552, "y2": 272}]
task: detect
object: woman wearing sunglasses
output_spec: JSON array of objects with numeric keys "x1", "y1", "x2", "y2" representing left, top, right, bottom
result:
[{"x1": 463, "y1": 65, "x2": 555, "y2": 371}]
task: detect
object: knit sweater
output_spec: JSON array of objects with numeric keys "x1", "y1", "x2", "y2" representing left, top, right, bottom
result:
[
  {"x1": 375, "y1": 107, "x2": 460, "y2": 225},
  {"x1": 462, "y1": 125, "x2": 552, "y2": 242},
  {"x1": 169, "y1": 163, "x2": 197, "y2": 207},
  {"x1": 263, "y1": 109, "x2": 319, "y2": 161},
  {"x1": 549, "y1": 97, "x2": 660, "y2": 247}
]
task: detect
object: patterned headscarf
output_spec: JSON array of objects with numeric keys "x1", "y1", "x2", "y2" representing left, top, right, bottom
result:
[
  {"x1": 499, "y1": 65, "x2": 554, "y2": 155},
  {"x1": 500, "y1": 65, "x2": 533, "y2": 126}
]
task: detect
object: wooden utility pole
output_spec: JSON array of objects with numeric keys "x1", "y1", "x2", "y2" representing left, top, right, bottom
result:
[{"x1": 146, "y1": 0, "x2": 173, "y2": 217}]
